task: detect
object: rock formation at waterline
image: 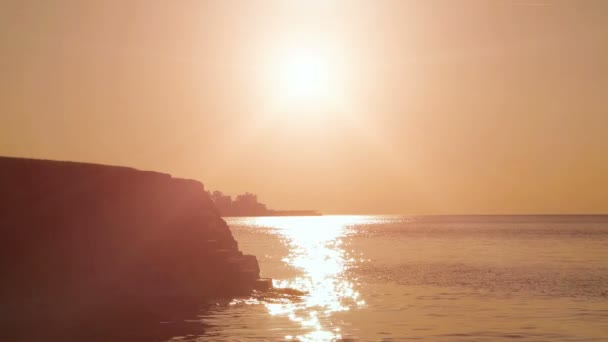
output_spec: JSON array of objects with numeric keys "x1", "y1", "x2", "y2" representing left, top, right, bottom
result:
[{"x1": 0, "y1": 156, "x2": 260, "y2": 339}]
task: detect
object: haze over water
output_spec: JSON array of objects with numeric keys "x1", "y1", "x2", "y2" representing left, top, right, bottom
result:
[{"x1": 170, "y1": 215, "x2": 608, "y2": 341}]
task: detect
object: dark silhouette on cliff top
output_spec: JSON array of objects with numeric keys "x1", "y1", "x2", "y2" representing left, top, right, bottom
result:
[
  {"x1": 0, "y1": 156, "x2": 260, "y2": 340},
  {"x1": 208, "y1": 190, "x2": 321, "y2": 217}
]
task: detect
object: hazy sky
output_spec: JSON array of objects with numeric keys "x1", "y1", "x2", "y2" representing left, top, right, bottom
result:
[{"x1": 1, "y1": 1, "x2": 607, "y2": 214}]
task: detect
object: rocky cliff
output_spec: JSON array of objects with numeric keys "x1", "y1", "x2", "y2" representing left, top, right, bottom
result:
[{"x1": 0, "y1": 156, "x2": 259, "y2": 339}]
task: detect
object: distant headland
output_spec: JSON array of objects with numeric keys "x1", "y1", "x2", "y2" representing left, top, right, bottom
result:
[{"x1": 207, "y1": 191, "x2": 321, "y2": 217}]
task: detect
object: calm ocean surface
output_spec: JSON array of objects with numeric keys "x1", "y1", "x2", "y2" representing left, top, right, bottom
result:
[{"x1": 169, "y1": 215, "x2": 608, "y2": 341}]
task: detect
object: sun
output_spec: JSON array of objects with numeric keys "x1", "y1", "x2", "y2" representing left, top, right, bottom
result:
[
  {"x1": 257, "y1": 44, "x2": 348, "y2": 113},
  {"x1": 276, "y1": 50, "x2": 336, "y2": 104}
]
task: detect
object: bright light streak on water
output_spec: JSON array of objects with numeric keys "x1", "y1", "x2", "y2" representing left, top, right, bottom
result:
[{"x1": 238, "y1": 216, "x2": 369, "y2": 341}]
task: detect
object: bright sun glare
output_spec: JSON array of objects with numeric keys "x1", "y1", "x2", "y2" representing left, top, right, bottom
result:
[{"x1": 276, "y1": 50, "x2": 337, "y2": 104}]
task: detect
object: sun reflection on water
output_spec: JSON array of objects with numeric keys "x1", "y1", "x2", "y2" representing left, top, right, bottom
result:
[{"x1": 242, "y1": 216, "x2": 368, "y2": 341}]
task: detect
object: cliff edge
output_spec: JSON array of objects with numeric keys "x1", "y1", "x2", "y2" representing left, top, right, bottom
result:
[{"x1": 0, "y1": 156, "x2": 259, "y2": 339}]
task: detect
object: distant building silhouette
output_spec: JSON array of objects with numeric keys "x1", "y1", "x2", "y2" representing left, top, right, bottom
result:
[{"x1": 207, "y1": 190, "x2": 320, "y2": 217}]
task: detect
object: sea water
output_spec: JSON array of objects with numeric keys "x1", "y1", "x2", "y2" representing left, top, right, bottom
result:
[{"x1": 170, "y1": 215, "x2": 608, "y2": 341}]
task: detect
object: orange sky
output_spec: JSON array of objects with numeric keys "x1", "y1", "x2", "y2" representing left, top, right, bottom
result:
[{"x1": 1, "y1": 1, "x2": 607, "y2": 214}]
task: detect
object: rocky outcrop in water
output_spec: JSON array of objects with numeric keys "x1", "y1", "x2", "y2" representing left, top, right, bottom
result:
[{"x1": 0, "y1": 156, "x2": 259, "y2": 339}]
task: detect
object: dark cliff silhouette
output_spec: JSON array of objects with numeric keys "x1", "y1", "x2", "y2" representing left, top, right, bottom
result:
[
  {"x1": 0, "y1": 157, "x2": 260, "y2": 340},
  {"x1": 208, "y1": 190, "x2": 321, "y2": 217}
]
